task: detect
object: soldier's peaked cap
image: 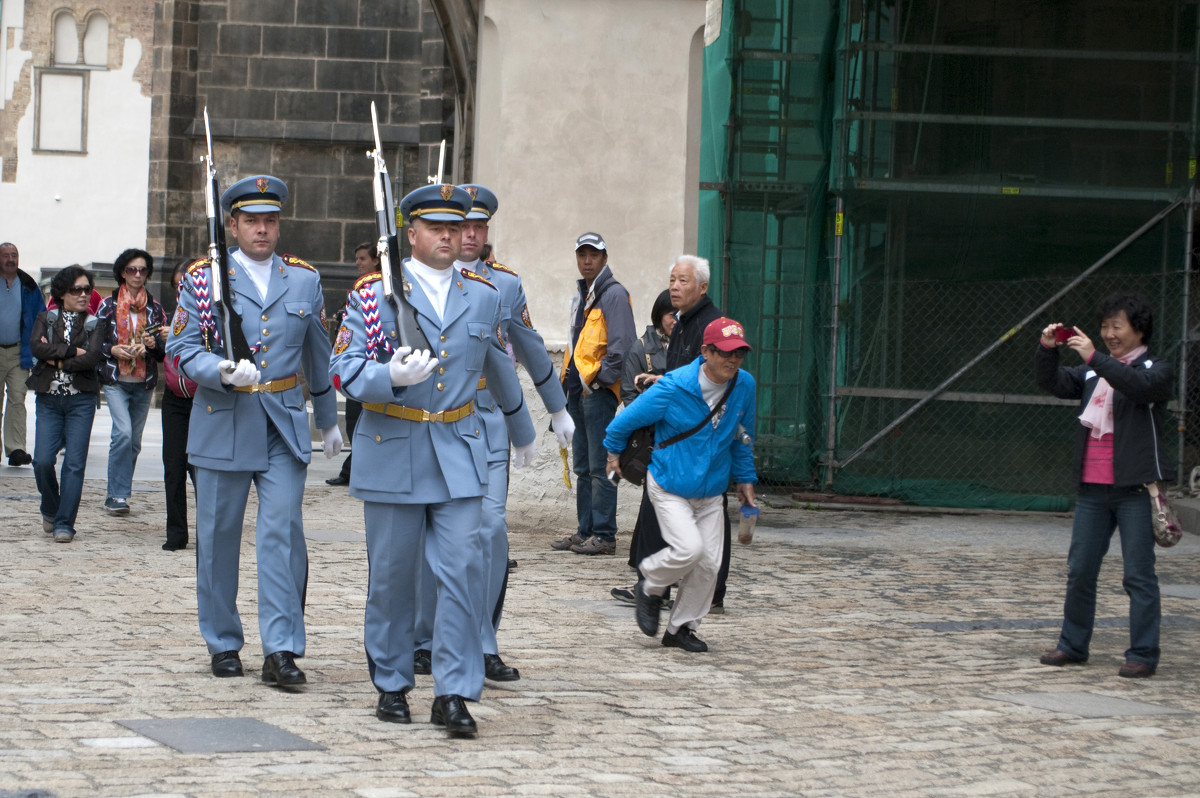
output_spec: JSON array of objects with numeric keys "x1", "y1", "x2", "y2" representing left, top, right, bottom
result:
[
  {"x1": 221, "y1": 175, "x2": 289, "y2": 214},
  {"x1": 400, "y1": 184, "x2": 471, "y2": 223},
  {"x1": 457, "y1": 184, "x2": 498, "y2": 220}
]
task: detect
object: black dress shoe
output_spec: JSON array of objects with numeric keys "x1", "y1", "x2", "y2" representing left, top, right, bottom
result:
[
  {"x1": 430, "y1": 694, "x2": 477, "y2": 737},
  {"x1": 375, "y1": 691, "x2": 412, "y2": 723},
  {"x1": 484, "y1": 653, "x2": 520, "y2": 682},
  {"x1": 262, "y1": 651, "x2": 306, "y2": 687},
  {"x1": 635, "y1": 580, "x2": 663, "y2": 637},
  {"x1": 507, "y1": 558, "x2": 518, "y2": 570},
  {"x1": 7, "y1": 449, "x2": 32, "y2": 466},
  {"x1": 413, "y1": 648, "x2": 432, "y2": 675},
  {"x1": 325, "y1": 474, "x2": 350, "y2": 486},
  {"x1": 211, "y1": 650, "x2": 244, "y2": 677},
  {"x1": 162, "y1": 541, "x2": 187, "y2": 551}
]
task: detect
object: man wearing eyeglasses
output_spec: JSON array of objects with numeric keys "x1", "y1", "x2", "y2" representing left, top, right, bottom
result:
[
  {"x1": 0, "y1": 242, "x2": 46, "y2": 467},
  {"x1": 603, "y1": 317, "x2": 758, "y2": 653}
]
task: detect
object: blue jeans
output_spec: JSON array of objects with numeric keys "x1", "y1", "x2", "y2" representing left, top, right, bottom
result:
[
  {"x1": 1057, "y1": 483, "x2": 1160, "y2": 667},
  {"x1": 104, "y1": 381, "x2": 152, "y2": 500},
  {"x1": 567, "y1": 388, "x2": 618, "y2": 542},
  {"x1": 33, "y1": 392, "x2": 98, "y2": 534}
]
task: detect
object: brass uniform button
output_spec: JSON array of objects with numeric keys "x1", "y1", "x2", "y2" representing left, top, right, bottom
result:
[
  {"x1": 261, "y1": 314, "x2": 269, "y2": 321},
  {"x1": 438, "y1": 367, "x2": 445, "y2": 375},
  {"x1": 206, "y1": 405, "x2": 212, "y2": 413},
  {"x1": 262, "y1": 329, "x2": 270, "y2": 336},
  {"x1": 260, "y1": 360, "x2": 268, "y2": 368},
  {"x1": 375, "y1": 435, "x2": 381, "y2": 442},
  {"x1": 299, "y1": 310, "x2": 305, "y2": 317},
  {"x1": 440, "y1": 334, "x2": 446, "y2": 342},
  {"x1": 389, "y1": 330, "x2": 397, "y2": 338},
  {"x1": 261, "y1": 345, "x2": 269, "y2": 353},
  {"x1": 436, "y1": 382, "x2": 444, "y2": 391}
]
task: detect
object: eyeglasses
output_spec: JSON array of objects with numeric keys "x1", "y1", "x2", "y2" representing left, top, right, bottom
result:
[
  {"x1": 124, "y1": 266, "x2": 149, "y2": 276},
  {"x1": 66, "y1": 285, "x2": 91, "y2": 296},
  {"x1": 710, "y1": 346, "x2": 750, "y2": 359}
]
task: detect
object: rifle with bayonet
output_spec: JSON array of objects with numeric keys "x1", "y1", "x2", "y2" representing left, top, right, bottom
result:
[
  {"x1": 367, "y1": 102, "x2": 431, "y2": 354},
  {"x1": 202, "y1": 108, "x2": 254, "y2": 364}
]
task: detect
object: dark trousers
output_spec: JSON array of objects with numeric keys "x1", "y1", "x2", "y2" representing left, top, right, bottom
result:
[
  {"x1": 161, "y1": 390, "x2": 196, "y2": 549},
  {"x1": 631, "y1": 485, "x2": 731, "y2": 605},
  {"x1": 337, "y1": 399, "x2": 363, "y2": 480}
]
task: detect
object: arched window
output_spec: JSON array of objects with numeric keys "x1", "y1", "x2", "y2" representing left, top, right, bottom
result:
[
  {"x1": 82, "y1": 13, "x2": 108, "y2": 67},
  {"x1": 53, "y1": 11, "x2": 79, "y2": 65}
]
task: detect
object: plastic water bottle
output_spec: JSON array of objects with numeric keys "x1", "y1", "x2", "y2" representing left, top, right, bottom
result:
[{"x1": 737, "y1": 504, "x2": 759, "y2": 544}]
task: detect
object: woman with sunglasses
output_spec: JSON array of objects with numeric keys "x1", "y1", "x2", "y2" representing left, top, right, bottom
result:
[
  {"x1": 96, "y1": 249, "x2": 168, "y2": 515},
  {"x1": 27, "y1": 267, "x2": 109, "y2": 542},
  {"x1": 604, "y1": 317, "x2": 758, "y2": 653}
]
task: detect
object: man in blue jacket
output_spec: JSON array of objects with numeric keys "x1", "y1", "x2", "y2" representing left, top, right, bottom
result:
[
  {"x1": 0, "y1": 242, "x2": 45, "y2": 467},
  {"x1": 604, "y1": 317, "x2": 758, "y2": 653}
]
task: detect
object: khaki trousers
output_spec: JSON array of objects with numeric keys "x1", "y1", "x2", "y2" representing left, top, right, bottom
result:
[
  {"x1": 643, "y1": 472, "x2": 725, "y2": 634},
  {"x1": 0, "y1": 344, "x2": 28, "y2": 455}
]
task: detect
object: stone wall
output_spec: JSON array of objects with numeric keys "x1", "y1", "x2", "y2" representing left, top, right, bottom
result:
[{"x1": 148, "y1": 0, "x2": 458, "y2": 312}]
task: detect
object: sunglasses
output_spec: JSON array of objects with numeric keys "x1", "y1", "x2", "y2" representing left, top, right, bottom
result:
[
  {"x1": 710, "y1": 346, "x2": 750, "y2": 359},
  {"x1": 124, "y1": 266, "x2": 149, "y2": 275},
  {"x1": 66, "y1": 284, "x2": 91, "y2": 296}
]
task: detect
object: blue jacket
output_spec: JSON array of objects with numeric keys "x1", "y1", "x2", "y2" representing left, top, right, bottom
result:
[
  {"x1": 604, "y1": 356, "x2": 757, "y2": 498},
  {"x1": 15, "y1": 270, "x2": 46, "y2": 369}
]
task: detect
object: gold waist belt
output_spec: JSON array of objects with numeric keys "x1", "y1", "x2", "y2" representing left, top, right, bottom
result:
[
  {"x1": 233, "y1": 374, "x2": 298, "y2": 394},
  {"x1": 362, "y1": 399, "x2": 475, "y2": 423}
]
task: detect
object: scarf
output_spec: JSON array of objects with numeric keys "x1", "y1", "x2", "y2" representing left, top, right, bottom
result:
[
  {"x1": 115, "y1": 284, "x2": 148, "y2": 379},
  {"x1": 1078, "y1": 345, "x2": 1148, "y2": 439}
]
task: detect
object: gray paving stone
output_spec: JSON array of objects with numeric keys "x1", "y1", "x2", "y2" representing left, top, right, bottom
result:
[
  {"x1": 987, "y1": 691, "x2": 1186, "y2": 718},
  {"x1": 115, "y1": 718, "x2": 325, "y2": 754}
]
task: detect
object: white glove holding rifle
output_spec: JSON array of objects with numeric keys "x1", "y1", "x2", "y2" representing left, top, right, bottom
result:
[
  {"x1": 388, "y1": 347, "x2": 439, "y2": 387},
  {"x1": 218, "y1": 359, "x2": 260, "y2": 388}
]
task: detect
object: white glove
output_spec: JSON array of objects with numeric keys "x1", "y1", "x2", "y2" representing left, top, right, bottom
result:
[
  {"x1": 550, "y1": 408, "x2": 575, "y2": 449},
  {"x1": 388, "y1": 347, "x2": 439, "y2": 387},
  {"x1": 218, "y1": 359, "x2": 261, "y2": 388},
  {"x1": 511, "y1": 441, "x2": 537, "y2": 469},
  {"x1": 321, "y1": 425, "x2": 343, "y2": 459}
]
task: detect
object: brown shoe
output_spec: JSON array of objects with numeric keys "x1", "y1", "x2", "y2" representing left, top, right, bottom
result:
[
  {"x1": 570, "y1": 535, "x2": 616, "y2": 555},
  {"x1": 551, "y1": 533, "x2": 586, "y2": 551},
  {"x1": 1118, "y1": 660, "x2": 1155, "y2": 678},
  {"x1": 1039, "y1": 648, "x2": 1086, "y2": 667}
]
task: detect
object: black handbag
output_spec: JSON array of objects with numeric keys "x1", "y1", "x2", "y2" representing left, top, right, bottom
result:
[{"x1": 617, "y1": 374, "x2": 737, "y2": 487}]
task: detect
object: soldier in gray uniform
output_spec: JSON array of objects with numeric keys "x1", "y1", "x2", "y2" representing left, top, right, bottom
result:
[
  {"x1": 329, "y1": 184, "x2": 536, "y2": 737},
  {"x1": 438, "y1": 184, "x2": 573, "y2": 681},
  {"x1": 165, "y1": 175, "x2": 343, "y2": 687}
]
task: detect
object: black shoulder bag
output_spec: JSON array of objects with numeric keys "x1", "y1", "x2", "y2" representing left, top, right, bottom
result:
[{"x1": 618, "y1": 374, "x2": 737, "y2": 487}]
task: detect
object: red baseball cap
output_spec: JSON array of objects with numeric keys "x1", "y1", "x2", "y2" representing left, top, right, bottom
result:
[{"x1": 703, "y1": 317, "x2": 752, "y2": 352}]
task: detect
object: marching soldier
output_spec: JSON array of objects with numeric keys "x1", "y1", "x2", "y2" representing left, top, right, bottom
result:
[
  {"x1": 412, "y1": 185, "x2": 573, "y2": 682},
  {"x1": 329, "y1": 184, "x2": 536, "y2": 737},
  {"x1": 165, "y1": 175, "x2": 343, "y2": 687}
]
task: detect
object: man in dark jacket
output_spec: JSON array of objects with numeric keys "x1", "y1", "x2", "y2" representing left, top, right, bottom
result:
[{"x1": 0, "y1": 242, "x2": 46, "y2": 466}]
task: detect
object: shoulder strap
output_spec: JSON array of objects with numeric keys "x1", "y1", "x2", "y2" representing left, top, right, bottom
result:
[{"x1": 657, "y1": 372, "x2": 738, "y2": 450}]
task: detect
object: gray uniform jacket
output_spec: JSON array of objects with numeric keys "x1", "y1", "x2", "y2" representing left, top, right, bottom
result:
[
  {"x1": 165, "y1": 250, "x2": 339, "y2": 471},
  {"x1": 329, "y1": 262, "x2": 536, "y2": 504},
  {"x1": 468, "y1": 259, "x2": 565, "y2": 460}
]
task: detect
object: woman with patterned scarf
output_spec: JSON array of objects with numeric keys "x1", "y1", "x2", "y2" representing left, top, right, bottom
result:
[
  {"x1": 97, "y1": 248, "x2": 167, "y2": 515},
  {"x1": 1035, "y1": 292, "x2": 1174, "y2": 679}
]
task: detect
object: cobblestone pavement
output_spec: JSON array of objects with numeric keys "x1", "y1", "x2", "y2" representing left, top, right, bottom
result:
[{"x1": 2, "y1": 415, "x2": 1200, "y2": 797}]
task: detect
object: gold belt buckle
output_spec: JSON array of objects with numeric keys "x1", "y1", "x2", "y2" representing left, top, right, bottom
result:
[{"x1": 420, "y1": 409, "x2": 433, "y2": 422}]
